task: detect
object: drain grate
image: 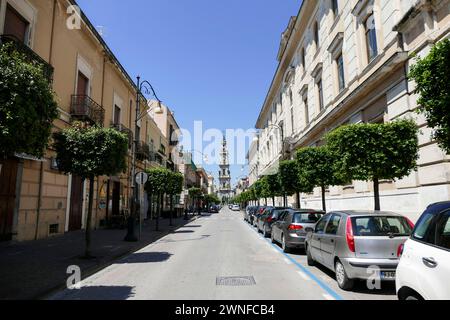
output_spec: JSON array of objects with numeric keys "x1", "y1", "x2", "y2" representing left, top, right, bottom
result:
[{"x1": 216, "y1": 276, "x2": 256, "y2": 286}]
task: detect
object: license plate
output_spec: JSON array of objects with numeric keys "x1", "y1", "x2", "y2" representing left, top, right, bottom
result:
[{"x1": 381, "y1": 271, "x2": 396, "y2": 280}]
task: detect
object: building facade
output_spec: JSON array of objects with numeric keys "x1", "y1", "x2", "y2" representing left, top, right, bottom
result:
[
  {"x1": 0, "y1": 0, "x2": 180, "y2": 241},
  {"x1": 250, "y1": 0, "x2": 450, "y2": 220}
]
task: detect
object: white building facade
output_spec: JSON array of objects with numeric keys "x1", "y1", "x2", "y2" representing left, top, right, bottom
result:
[{"x1": 250, "y1": 0, "x2": 450, "y2": 220}]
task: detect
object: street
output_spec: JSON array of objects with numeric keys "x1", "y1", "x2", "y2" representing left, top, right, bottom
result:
[{"x1": 51, "y1": 207, "x2": 397, "y2": 300}]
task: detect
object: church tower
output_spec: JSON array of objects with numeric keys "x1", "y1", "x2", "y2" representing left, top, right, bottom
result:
[{"x1": 218, "y1": 136, "x2": 232, "y2": 203}]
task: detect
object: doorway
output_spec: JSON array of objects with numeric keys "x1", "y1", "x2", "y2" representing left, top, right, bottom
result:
[
  {"x1": 0, "y1": 158, "x2": 19, "y2": 241},
  {"x1": 69, "y1": 175, "x2": 84, "y2": 231}
]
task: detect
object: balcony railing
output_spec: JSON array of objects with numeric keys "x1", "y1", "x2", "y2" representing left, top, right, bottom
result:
[
  {"x1": 111, "y1": 123, "x2": 133, "y2": 148},
  {"x1": 70, "y1": 95, "x2": 105, "y2": 126},
  {"x1": 136, "y1": 141, "x2": 150, "y2": 161},
  {"x1": 0, "y1": 34, "x2": 54, "y2": 82}
]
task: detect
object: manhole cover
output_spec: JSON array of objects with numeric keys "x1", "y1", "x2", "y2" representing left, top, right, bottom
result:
[{"x1": 216, "y1": 276, "x2": 256, "y2": 286}]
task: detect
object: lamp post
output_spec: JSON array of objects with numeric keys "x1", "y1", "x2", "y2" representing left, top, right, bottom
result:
[{"x1": 124, "y1": 76, "x2": 163, "y2": 242}]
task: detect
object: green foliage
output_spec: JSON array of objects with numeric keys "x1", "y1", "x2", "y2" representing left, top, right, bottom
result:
[
  {"x1": 188, "y1": 187, "x2": 203, "y2": 198},
  {"x1": 204, "y1": 194, "x2": 220, "y2": 205},
  {"x1": 266, "y1": 174, "x2": 284, "y2": 197},
  {"x1": 279, "y1": 160, "x2": 314, "y2": 196},
  {"x1": 167, "y1": 172, "x2": 184, "y2": 196},
  {"x1": 326, "y1": 120, "x2": 419, "y2": 182},
  {"x1": 409, "y1": 39, "x2": 450, "y2": 153},
  {"x1": 53, "y1": 124, "x2": 128, "y2": 179},
  {"x1": 0, "y1": 43, "x2": 59, "y2": 158},
  {"x1": 296, "y1": 146, "x2": 343, "y2": 189},
  {"x1": 145, "y1": 167, "x2": 171, "y2": 194}
]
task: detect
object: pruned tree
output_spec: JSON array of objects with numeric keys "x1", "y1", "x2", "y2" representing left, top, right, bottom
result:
[
  {"x1": 326, "y1": 120, "x2": 419, "y2": 211},
  {"x1": 145, "y1": 168, "x2": 171, "y2": 231},
  {"x1": 167, "y1": 171, "x2": 184, "y2": 226},
  {"x1": 0, "y1": 43, "x2": 58, "y2": 158},
  {"x1": 54, "y1": 124, "x2": 128, "y2": 258},
  {"x1": 296, "y1": 146, "x2": 343, "y2": 212},
  {"x1": 279, "y1": 160, "x2": 314, "y2": 209},
  {"x1": 409, "y1": 39, "x2": 450, "y2": 154}
]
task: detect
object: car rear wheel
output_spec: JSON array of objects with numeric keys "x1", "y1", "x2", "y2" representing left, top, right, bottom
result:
[
  {"x1": 281, "y1": 234, "x2": 291, "y2": 253},
  {"x1": 335, "y1": 260, "x2": 354, "y2": 291},
  {"x1": 306, "y1": 244, "x2": 315, "y2": 266}
]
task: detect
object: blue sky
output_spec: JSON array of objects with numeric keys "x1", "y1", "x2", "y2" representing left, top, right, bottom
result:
[{"x1": 77, "y1": 0, "x2": 301, "y2": 187}]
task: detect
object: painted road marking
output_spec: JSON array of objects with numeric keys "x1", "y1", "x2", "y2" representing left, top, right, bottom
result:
[
  {"x1": 245, "y1": 222, "x2": 344, "y2": 301},
  {"x1": 323, "y1": 293, "x2": 335, "y2": 300},
  {"x1": 297, "y1": 271, "x2": 310, "y2": 281},
  {"x1": 284, "y1": 258, "x2": 293, "y2": 265}
]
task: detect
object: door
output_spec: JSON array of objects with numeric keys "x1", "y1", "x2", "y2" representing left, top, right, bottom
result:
[
  {"x1": 77, "y1": 72, "x2": 89, "y2": 96},
  {"x1": 0, "y1": 158, "x2": 18, "y2": 241},
  {"x1": 277, "y1": 211, "x2": 291, "y2": 243},
  {"x1": 310, "y1": 214, "x2": 331, "y2": 264},
  {"x1": 69, "y1": 175, "x2": 84, "y2": 231},
  {"x1": 112, "y1": 181, "x2": 121, "y2": 216},
  {"x1": 321, "y1": 214, "x2": 342, "y2": 269},
  {"x1": 4, "y1": 4, "x2": 29, "y2": 43}
]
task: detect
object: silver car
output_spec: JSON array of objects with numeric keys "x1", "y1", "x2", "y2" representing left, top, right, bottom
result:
[{"x1": 305, "y1": 211, "x2": 414, "y2": 290}]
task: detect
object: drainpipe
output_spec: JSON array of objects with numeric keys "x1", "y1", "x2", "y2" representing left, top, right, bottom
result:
[
  {"x1": 35, "y1": 162, "x2": 44, "y2": 240},
  {"x1": 48, "y1": 0, "x2": 57, "y2": 65}
]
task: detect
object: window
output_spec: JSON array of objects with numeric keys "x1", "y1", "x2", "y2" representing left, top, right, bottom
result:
[
  {"x1": 352, "y1": 216, "x2": 413, "y2": 237},
  {"x1": 113, "y1": 105, "x2": 121, "y2": 125},
  {"x1": 413, "y1": 213, "x2": 435, "y2": 242},
  {"x1": 4, "y1": 4, "x2": 29, "y2": 43},
  {"x1": 303, "y1": 95, "x2": 309, "y2": 125},
  {"x1": 436, "y1": 211, "x2": 450, "y2": 250},
  {"x1": 336, "y1": 53, "x2": 345, "y2": 92},
  {"x1": 76, "y1": 72, "x2": 89, "y2": 96},
  {"x1": 332, "y1": 0, "x2": 339, "y2": 18},
  {"x1": 289, "y1": 89, "x2": 293, "y2": 106},
  {"x1": 365, "y1": 14, "x2": 378, "y2": 62},
  {"x1": 315, "y1": 214, "x2": 330, "y2": 233},
  {"x1": 293, "y1": 212, "x2": 324, "y2": 224},
  {"x1": 325, "y1": 214, "x2": 341, "y2": 235},
  {"x1": 313, "y1": 22, "x2": 319, "y2": 48},
  {"x1": 317, "y1": 79, "x2": 324, "y2": 110},
  {"x1": 301, "y1": 47, "x2": 306, "y2": 68}
]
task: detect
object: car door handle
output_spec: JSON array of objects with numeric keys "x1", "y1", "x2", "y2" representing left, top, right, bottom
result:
[
  {"x1": 422, "y1": 257, "x2": 438, "y2": 269},
  {"x1": 330, "y1": 239, "x2": 335, "y2": 243}
]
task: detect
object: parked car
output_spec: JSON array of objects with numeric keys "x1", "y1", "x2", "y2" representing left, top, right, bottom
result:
[
  {"x1": 209, "y1": 205, "x2": 219, "y2": 213},
  {"x1": 232, "y1": 204, "x2": 240, "y2": 211},
  {"x1": 248, "y1": 206, "x2": 261, "y2": 225},
  {"x1": 253, "y1": 206, "x2": 269, "y2": 227},
  {"x1": 271, "y1": 209, "x2": 324, "y2": 251},
  {"x1": 305, "y1": 211, "x2": 414, "y2": 290},
  {"x1": 244, "y1": 206, "x2": 254, "y2": 222},
  {"x1": 257, "y1": 207, "x2": 291, "y2": 237},
  {"x1": 396, "y1": 202, "x2": 450, "y2": 300}
]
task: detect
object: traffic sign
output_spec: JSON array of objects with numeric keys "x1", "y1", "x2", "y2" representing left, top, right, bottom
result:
[{"x1": 136, "y1": 172, "x2": 148, "y2": 185}]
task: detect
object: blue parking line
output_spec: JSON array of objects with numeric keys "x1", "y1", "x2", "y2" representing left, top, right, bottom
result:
[{"x1": 246, "y1": 222, "x2": 344, "y2": 301}]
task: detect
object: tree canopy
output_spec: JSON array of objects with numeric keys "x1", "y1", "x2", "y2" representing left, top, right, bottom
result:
[
  {"x1": 409, "y1": 39, "x2": 450, "y2": 153},
  {"x1": 0, "y1": 43, "x2": 58, "y2": 158}
]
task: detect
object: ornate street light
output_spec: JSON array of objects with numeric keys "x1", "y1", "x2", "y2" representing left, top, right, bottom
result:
[{"x1": 124, "y1": 76, "x2": 163, "y2": 242}]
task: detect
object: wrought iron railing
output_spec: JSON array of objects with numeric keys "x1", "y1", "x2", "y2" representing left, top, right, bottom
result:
[
  {"x1": 70, "y1": 95, "x2": 105, "y2": 126},
  {"x1": 0, "y1": 34, "x2": 54, "y2": 82},
  {"x1": 111, "y1": 123, "x2": 133, "y2": 148},
  {"x1": 136, "y1": 141, "x2": 150, "y2": 161}
]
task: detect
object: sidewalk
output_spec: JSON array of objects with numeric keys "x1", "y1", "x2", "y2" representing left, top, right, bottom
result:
[{"x1": 0, "y1": 215, "x2": 198, "y2": 300}]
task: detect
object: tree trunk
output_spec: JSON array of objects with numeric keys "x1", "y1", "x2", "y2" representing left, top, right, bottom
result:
[
  {"x1": 321, "y1": 185, "x2": 326, "y2": 213},
  {"x1": 156, "y1": 193, "x2": 160, "y2": 231},
  {"x1": 272, "y1": 196, "x2": 275, "y2": 206},
  {"x1": 296, "y1": 192, "x2": 301, "y2": 209},
  {"x1": 85, "y1": 177, "x2": 94, "y2": 258},
  {"x1": 265, "y1": 198, "x2": 267, "y2": 206},
  {"x1": 169, "y1": 194, "x2": 173, "y2": 226},
  {"x1": 373, "y1": 177, "x2": 381, "y2": 211}
]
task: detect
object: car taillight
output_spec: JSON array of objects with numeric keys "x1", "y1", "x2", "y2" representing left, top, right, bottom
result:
[
  {"x1": 346, "y1": 217, "x2": 355, "y2": 253},
  {"x1": 267, "y1": 217, "x2": 273, "y2": 223},
  {"x1": 406, "y1": 218, "x2": 415, "y2": 230},
  {"x1": 288, "y1": 224, "x2": 303, "y2": 231},
  {"x1": 397, "y1": 244, "x2": 405, "y2": 258}
]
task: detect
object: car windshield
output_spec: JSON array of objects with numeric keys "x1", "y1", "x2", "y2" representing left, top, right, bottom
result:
[
  {"x1": 352, "y1": 216, "x2": 412, "y2": 237},
  {"x1": 293, "y1": 212, "x2": 324, "y2": 223}
]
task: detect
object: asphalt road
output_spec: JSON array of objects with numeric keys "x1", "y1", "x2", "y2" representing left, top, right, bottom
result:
[{"x1": 50, "y1": 208, "x2": 397, "y2": 300}]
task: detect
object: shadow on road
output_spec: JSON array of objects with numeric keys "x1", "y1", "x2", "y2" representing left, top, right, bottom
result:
[
  {"x1": 54, "y1": 286, "x2": 135, "y2": 300},
  {"x1": 171, "y1": 230, "x2": 195, "y2": 234},
  {"x1": 158, "y1": 235, "x2": 211, "y2": 244},
  {"x1": 178, "y1": 225, "x2": 202, "y2": 228},
  {"x1": 117, "y1": 252, "x2": 172, "y2": 264}
]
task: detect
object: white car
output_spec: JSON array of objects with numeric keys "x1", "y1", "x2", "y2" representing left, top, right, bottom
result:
[
  {"x1": 396, "y1": 202, "x2": 450, "y2": 300},
  {"x1": 232, "y1": 204, "x2": 240, "y2": 211}
]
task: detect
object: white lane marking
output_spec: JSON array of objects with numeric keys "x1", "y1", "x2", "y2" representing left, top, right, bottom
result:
[
  {"x1": 297, "y1": 271, "x2": 310, "y2": 281},
  {"x1": 322, "y1": 294, "x2": 335, "y2": 300},
  {"x1": 284, "y1": 258, "x2": 292, "y2": 265}
]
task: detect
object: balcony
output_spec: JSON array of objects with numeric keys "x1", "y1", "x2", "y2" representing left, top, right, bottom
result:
[
  {"x1": 136, "y1": 141, "x2": 150, "y2": 161},
  {"x1": 111, "y1": 123, "x2": 133, "y2": 148},
  {"x1": 70, "y1": 95, "x2": 105, "y2": 126},
  {"x1": 0, "y1": 34, "x2": 54, "y2": 82}
]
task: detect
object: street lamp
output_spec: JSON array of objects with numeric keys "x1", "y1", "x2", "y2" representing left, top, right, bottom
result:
[{"x1": 124, "y1": 76, "x2": 163, "y2": 242}]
